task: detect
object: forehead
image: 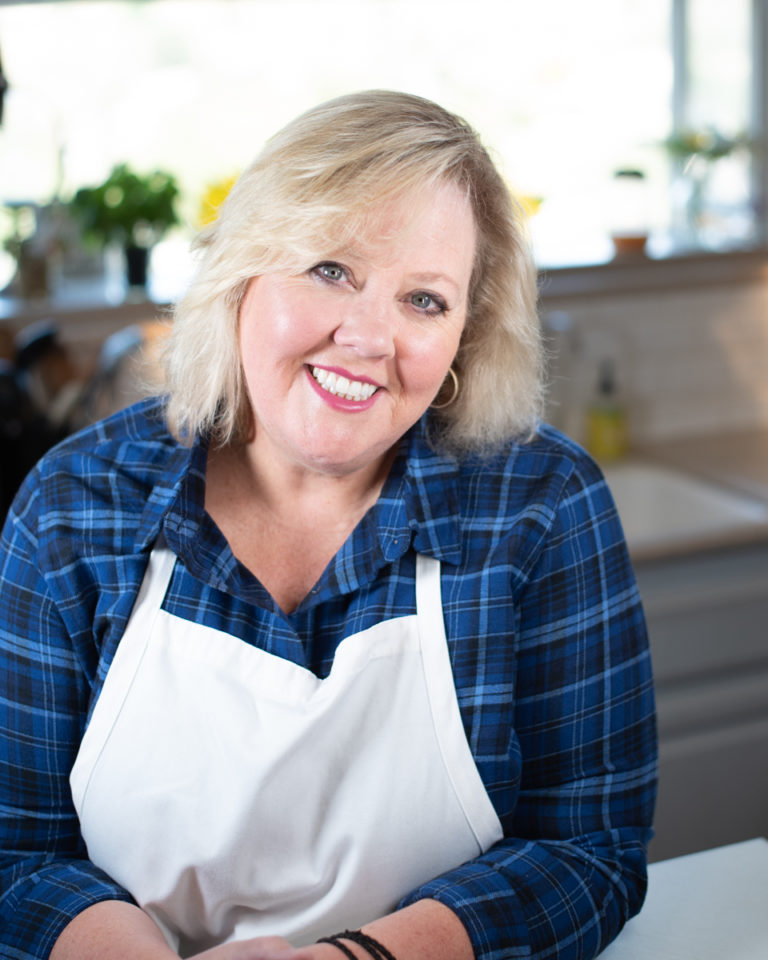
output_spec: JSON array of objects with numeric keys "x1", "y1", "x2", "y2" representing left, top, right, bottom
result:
[{"x1": 334, "y1": 181, "x2": 477, "y2": 274}]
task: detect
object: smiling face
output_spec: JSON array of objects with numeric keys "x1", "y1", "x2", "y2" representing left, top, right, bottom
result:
[{"x1": 237, "y1": 180, "x2": 477, "y2": 481}]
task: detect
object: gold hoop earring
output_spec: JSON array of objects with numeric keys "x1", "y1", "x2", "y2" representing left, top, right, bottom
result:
[{"x1": 430, "y1": 367, "x2": 459, "y2": 410}]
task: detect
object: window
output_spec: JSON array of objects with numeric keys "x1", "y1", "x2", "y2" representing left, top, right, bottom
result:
[
  {"x1": 0, "y1": 0, "x2": 760, "y2": 285},
  {"x1": 668, "y1": 0, "x2": 755, "y2": 249}
]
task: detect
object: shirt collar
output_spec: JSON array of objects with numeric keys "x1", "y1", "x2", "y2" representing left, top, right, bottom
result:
[
  {"x1": 298, "y1": 417, "x2": 463, "y2": 612},
  {"x1": 376, "y1": 416, "x2": 463, "y2": 566},
  {"x1": 133, "y1": 434, "x2": 205, "y2": 552},
  {"x1": 134, "y1": 413, "x2": 464, "y2": 602}
]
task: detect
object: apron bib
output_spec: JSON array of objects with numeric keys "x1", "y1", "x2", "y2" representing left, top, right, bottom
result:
[{"x1": 71, "y1": 544, "x2": 502, "y2": 955}]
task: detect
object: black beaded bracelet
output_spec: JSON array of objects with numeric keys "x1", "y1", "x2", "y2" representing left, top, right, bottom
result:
[
  {"x1": 318, "y1": 929, "x2": 398, "y2": 960},
  {"x1": 317, "y1": 934, "x2": 358, "y2": 960}
]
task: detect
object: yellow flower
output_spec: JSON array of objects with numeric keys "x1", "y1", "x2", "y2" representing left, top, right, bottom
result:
[
  {"x1": 518, "y1": 194, "x2": 544, "y2": 217},
  {"x1": 198, "y1": 174, "x2": 239, "y2": 227},
  {"x1": 503, "y1": 179, "x2": 543, "y2": 218}
]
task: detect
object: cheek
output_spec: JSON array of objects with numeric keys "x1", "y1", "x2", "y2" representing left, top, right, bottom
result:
[
  {"x1": 238, "y1": 325, "x2": 265, "y2": 389},
  {"x1": 407, "y1": 324, "x2": 463, "y2": 386},
  {"x1": 395, "y1": 351, "x2": 455, "y2": 409},
  {"x1": 240, "y1": 280, "x2": 317, "y2": 352},
  {"x1": 240, "y1": 308, "x2": 307, "y2": 373},
  {"x1": 263, "y1": 301, "x2": 333, "y2": 363}
]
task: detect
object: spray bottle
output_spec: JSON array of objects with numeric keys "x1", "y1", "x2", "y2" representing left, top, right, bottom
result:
[{"x1": 585, "y1": 358, "x2": 628, "y2": 461}]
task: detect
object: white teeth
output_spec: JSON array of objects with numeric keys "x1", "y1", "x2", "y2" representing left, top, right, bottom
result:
[{"x1": 311, "y1": 366, "x2": 377, "y2": 401}]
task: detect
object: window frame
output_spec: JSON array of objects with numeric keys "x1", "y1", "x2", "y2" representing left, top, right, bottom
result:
[{"x1": 670, "y1": 0, "x2": 765, "y2": 248}]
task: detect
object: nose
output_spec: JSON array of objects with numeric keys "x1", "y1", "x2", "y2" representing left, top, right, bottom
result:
[{"x1": 333, "y1": 294, "x2": 396, "y2": 359}]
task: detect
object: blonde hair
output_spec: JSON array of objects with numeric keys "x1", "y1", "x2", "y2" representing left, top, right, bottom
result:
[{"x1": 164, "y1": 90, "x2": 543, "y2": 454}]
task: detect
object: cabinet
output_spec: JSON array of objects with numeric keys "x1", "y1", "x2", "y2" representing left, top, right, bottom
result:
[{"x1": 634, "y1": 542, "x2": 768, "y2": 861}]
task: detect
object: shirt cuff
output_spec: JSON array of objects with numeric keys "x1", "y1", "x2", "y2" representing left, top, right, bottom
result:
[
  {"x1": 398, "y1": 859, "x2": 532, "y2": 959},
  {"x1": 0, "y1": 860, "x2": 135, "y2": 960}
]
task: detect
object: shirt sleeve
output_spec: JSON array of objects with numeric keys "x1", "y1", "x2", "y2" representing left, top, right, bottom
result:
[
  {"x1": 399, "y1": 456, "x2": 658, "y2": 960},
  {"x1": 0, "y1": 473, "x2": 135, "y2": 960}
]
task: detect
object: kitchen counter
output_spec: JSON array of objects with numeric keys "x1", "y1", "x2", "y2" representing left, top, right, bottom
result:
[
  {"x1": 618, "y1": 431, "x2": 768, "y2": 860},
  {"x1": 601, "y1": 838, "x2": 768, "y2": 959},
  {"x1": 639, "y1": 427, "x2": 768, "y2": 503},
  {"x1": 604, "y1": 428, "x2": 768, "y2": 562}
]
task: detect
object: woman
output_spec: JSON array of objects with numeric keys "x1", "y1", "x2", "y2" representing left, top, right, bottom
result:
[{"x1": 0, "y1": 91, "x2": 656, "y2": 960}]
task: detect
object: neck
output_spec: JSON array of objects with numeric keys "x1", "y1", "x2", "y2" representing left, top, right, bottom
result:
[
  {"x1": 206, "y1": 438, "x2": 397, "y2": 529},
  {"x1": 204, "y1": 440, "x2": 399, "y2": 614},
  {"x1": 256, "y1": 444, "x2": 394, "y2": 517}
]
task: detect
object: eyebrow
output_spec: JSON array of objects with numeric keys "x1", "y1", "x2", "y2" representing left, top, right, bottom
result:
[{"x1": 409, "y1": 272, "x2": 461, "y2": 293}]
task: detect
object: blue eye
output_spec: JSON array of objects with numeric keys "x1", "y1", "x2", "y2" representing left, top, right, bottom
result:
[
  {"x1": 314, "y1": 262, "x2": 346, "y2": 282},
  {"x1": 411, "y1": 291, "x2": 447, "y2": 315}
]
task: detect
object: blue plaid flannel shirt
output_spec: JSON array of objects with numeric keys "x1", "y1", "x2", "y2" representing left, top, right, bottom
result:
[{"x1": 0, "y1": 398, "x2": 656, "y2": 960}]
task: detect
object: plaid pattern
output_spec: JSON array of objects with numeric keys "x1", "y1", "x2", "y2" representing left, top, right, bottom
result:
[{"x1": 0, "y1": 398, "x2": 656, "y2": 959}]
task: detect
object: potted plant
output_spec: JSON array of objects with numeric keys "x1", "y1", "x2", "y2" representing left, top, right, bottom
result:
[
  {"x1": 69, "y1": 163, "x2": 180, "y2": 288},
  {"x1": 662, "y1": 128, "x2": 751, "y2": 241}
]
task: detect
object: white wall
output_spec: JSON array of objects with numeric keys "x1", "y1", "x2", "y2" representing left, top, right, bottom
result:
[{"x1": 542, "y1": 275, "x2": 768, "y2": 444}]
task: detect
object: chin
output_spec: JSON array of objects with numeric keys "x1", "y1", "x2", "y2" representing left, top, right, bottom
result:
[{"x1": 300, "y1": 439, "x2": 394, "y2": 479}]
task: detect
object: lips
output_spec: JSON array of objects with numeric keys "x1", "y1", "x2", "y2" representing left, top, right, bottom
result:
[{"x1": 310, "y1": 366, "x2": 379, "y2": 402}]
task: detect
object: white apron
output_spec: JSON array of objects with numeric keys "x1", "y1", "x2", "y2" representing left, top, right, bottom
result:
[{"x1": 70, "y1": 544, "x2": 503, "y2": 956}]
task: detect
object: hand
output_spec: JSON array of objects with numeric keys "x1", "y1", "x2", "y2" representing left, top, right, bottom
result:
[
  {"x1": 191, "y1": 937, "x2": 345, "y2": 960},
  {"x1": 50, "y1": 903, "x2": 349, "y2": 960}
]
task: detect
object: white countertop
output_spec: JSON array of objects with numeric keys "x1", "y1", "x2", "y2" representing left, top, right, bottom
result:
[
  {"x1": 604, "y1": 430, "x2": 768, "y2": 560},
  {"x1": 602, "y1": 838, "x2": 768, "y2": 959}
]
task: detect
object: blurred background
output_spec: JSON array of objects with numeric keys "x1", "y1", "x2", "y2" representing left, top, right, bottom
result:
[{"x1": 0, "y1": 0, "x2": 766, "y2": 863}]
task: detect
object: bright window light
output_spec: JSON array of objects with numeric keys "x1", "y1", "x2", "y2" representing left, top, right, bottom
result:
[{"x1": 0, "y1": 0, "x2": 755, "y2": 271}]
